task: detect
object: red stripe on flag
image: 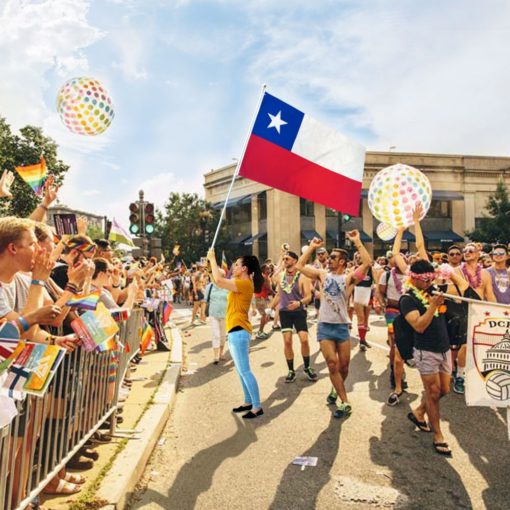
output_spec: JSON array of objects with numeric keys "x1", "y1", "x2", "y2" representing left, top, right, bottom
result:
[{"x1": 240, "y1": 135, "x2": 362, "y2": 216}]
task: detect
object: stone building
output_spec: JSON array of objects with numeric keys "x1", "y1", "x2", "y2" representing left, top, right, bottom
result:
[{"x1": 204, "y1": 151, "x2": 510, "y2": 260}]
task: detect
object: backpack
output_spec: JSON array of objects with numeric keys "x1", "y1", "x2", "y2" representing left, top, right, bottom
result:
[{"x1": 393, "y1": 294, "x2": 419, "y2": 367}]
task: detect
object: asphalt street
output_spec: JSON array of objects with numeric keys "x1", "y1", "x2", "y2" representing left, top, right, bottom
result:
[{"x1": 128, "y1": 306, "x2": 510, "y2": 510}]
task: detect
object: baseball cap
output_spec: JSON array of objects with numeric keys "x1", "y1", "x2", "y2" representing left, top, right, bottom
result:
[{"x1": 317, "y1": 247, "x2": 327, "y2": 254}]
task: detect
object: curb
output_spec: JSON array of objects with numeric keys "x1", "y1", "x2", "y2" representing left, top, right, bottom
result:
[{"x1": 96, "y1": 326, "x2": 182, "y2": 509}]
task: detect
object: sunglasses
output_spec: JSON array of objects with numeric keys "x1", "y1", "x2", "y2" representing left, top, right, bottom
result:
[
  {"x1": 463, "y1": 248, "x2": 477, "y2": 254},
  {"x1": 448, "y1": 252, "x2": 461, "y2": 256},
  {"x1": 492, "y1": 251, "x2": 507, "y2": 256},
  {"x1": 329, "y1": 255, "x2": 339, "y2": 260}
]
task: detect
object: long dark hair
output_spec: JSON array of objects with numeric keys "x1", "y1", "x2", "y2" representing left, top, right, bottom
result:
[{"x1": 239, "y1": 255, "x2": 264, "y2": 293}]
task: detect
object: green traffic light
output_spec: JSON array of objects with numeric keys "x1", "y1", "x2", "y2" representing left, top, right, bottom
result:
[
  {"x1": 343, "y1": 214, "x2": 352, "y2": 223},
  {"x1": 129, "y1": 224, "x2": 139, "y2": 234},
  {"x1": 145, "y1": 224, "x2": 155, "y2": 235}
]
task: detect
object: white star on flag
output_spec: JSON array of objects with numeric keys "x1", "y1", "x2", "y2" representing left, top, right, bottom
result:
[{"x1": 267, "y1": 110, "x2": 287, "y2": 134}]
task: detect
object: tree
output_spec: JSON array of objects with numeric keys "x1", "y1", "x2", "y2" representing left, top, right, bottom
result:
[
  {"x1": 156, "y1": 192, "x2": 230, "y2": 265},
  {"x1": 467, "y1": 179, "x2": 510, "y2": 244},
  {"x1": 0, "y1": 118, "x2": 70, "y2": 218}
]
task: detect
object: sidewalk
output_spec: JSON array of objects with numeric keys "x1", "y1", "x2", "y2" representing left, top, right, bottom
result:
[{"x1": 41, "y1": 324, "x2": 179, "y2": 510}]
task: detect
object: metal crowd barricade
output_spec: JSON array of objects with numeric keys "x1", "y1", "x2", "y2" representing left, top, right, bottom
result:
[{"x1": 0, "y1": 308, "x2": 144, "y2": 510}]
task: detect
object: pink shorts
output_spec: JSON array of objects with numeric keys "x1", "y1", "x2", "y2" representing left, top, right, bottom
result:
[{"x1": 413, "y1": 348, "x2": 452, "y2": 376}]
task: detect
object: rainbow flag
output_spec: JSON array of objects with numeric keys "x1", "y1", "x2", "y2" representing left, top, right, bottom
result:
[
  {"x1": 96, "y1": 336, "x2": 118, "y2": 353},
  {"x1": 66, "y1": 291, "x2": 101, "y2": 310},
  {"x1": 162, "y1": 301, "x2": 173, "y2": 325},
  {"x1": 15, "y1": 156, "x2": 47, "y2": 196},
  {"x1": 221, "y1": 251, "x2": 228, "y2": 273},
  {"x1": 140, "y1": 321, "x2": 154, "y2": 355}
]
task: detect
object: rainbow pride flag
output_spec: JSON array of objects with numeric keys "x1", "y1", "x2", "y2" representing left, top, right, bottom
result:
[
  {"x1": 96, "y1": 336, "x2": 118, "y2": 353},
  {"x1": 162, "y1": 301, "x2": 173, "y2": 325},
  {"x1": 66, "y1": 291, "x2": 101, "y2": 311},
  {"x1": 15, "y1": 156, "x2": 47, "y2": 196},
  {"x1": 140, "y1": 321, "x2": 154, "y2": 355},
  {"x1": 221, "y1": 251, "x2": 228, "y2": 273}
]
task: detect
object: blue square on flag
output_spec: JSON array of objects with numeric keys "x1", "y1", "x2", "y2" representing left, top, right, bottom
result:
[{"x1": 252, "y1": 92, "x2": 304, "y2": 151}]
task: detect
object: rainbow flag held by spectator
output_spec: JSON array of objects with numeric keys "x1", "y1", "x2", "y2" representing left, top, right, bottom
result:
[
  {"x1": 140, "y1": 320, "x2": 154, "y2": 355},
  {"x1": 162, "y1": 301, "x2": 173, "y2": 325},
  {"x1": 0, "y1": 339, "x2": 25, "y2": 376},
  {"x1": 66, "y1": 291, "x2": 101, "y2": 311},
  {"x1": 96, "y1": 336, "x2": 119, "y2": 353},
  {"x1": 221, "y1": 251, "x2": 228, "y2": 273},
  {"x1": 15, "y1": 156, "x2": 48, "y2": 196}
]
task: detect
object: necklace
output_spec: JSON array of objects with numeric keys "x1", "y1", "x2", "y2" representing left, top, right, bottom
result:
[
  {"x1": 281, "y1": 270, "x2": 299, "y2": 294},
  {"x1": 461, "y1": 263, "x2": 482, "y2": 289},
  {"x1": 391, "y1": 268, "x2": 403, "y2": 296},
  {"x1": 405, "y1": 280, "x2": 445, "y2": 317}
]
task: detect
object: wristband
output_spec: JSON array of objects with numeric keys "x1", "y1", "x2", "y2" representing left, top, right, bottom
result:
[
  {"x1": 353, "y1": 268, "x2": 365, "y2": 281},
  {"x1": 49, "y1": 335, "x2": 56, "y2": 345},
  {"x1": 31, "y1": 279, "x2": 46, "y2": 287},
  {"x1": 18, "y1": 316, "x2": 30, "y2": 332}
]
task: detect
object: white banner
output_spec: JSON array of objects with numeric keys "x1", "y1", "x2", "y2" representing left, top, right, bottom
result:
[{"x1": 466, "y1": 301, "x2": 510, "y2": 407}]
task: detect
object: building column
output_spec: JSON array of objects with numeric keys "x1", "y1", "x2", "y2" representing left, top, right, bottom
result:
[
  {"x1": 361, "y1": 199, "x2": 374, "y2": 256},
  {"x1": 451, "y1": 200, "x2": 466, "y2": 240},
  {"x1": 251, "y1": 194, "x2": 259, "y2": 257},
  {"x1": 464, "y1": 193, "x2": 476, "y2": 234},
  {"x1": 314, "y1": 203, "x2": 326, "y2": 240},
  {"x1": 267, "y1": 190, "x2": 300, "y2": 259}
]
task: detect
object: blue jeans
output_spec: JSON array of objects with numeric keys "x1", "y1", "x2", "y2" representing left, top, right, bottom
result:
[{"x1": 228, "y1": 328, "x2": 261, "y2": 409}]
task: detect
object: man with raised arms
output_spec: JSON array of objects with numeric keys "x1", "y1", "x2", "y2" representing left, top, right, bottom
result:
[{"x1": 295, "y1": 230, "x2": 371, "y2": 418}]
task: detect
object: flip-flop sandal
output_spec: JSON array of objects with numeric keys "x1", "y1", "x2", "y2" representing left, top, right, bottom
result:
[
  {"x1": 433, "y1": 442, "x2": 452, "y2": 457},
  {"x1": 43, "y1": 479, "x2": 82, "y2": 495},
  {"x1": 407, "y1": 412, "x2": 431, "y2": 432},
  {"x1": 63, "y1": 472, "x2": 86, "y2": 484}
]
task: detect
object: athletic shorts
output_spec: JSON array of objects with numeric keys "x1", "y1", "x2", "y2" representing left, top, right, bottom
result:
[
  {"x1": 255, "y1": 297, "x2": 269, "y2": 315},
  {"x1": 317, "y1": 322, "x2": 350, "y2": 343},
  {"x1": 413, "y1": 348, "x2": 452, "y2": 376},
  {"x1": 194, "y1": 290, "x2": 204, "y2": 302},
  {"x1": 385, "y1": 307, "x2": 400, "y2": 333},
  {"x1": 354, "y1": 286, "x2": 371, "y2": 306},
  {"x1": 280, "y1": 310, "x2": 308, "y2": 333}
]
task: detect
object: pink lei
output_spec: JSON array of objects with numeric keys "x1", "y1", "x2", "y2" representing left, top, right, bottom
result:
[
  {"x1": 461, "y1": 263, "x2": 482, "y2": 289},
  {"x1": 391, "y1": 267, "x2": 403, "y2": 295}
]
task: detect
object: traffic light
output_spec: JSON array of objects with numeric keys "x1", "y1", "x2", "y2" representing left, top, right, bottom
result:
[
  {"x1": 342, "y1": 214, "x2": 352, "y2": 223},
  {"x1": 129, "y1": 203, "x2": 140, "y2": 235},
  {"x1": 144, "y1": 203, "x2": 155, "y2": 235}
]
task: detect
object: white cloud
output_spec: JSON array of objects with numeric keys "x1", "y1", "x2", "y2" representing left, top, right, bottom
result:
[
  {"x1": 110, "y1": 22, "x2": 149, "y2": 80},
  {"x1": 82, "y1": 189, "x2": 101, "y2": 196},
  {"x1": 247, "y1": 0, "x2": 510, "y2": 155}
]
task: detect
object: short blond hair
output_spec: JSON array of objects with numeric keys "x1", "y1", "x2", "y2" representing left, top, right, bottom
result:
[{"x1": 0, "y1": 217, "x2": 35, "y2": 254}]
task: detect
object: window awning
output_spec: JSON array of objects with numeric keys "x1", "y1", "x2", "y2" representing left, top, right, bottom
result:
[
  {"x1": 424, "y1": 230, "x2": 464, "y2": 243},
  {"x1": 228, "y1": 235, "x2": 252, "y2": 246},
  {"x1": 242, "y1": 232, "x2": 267, "y2": 245},
  {"x1": 327, "y1": 229, "x2": 372, "y2": 243},
  {"x1": 212, "y1": 194, "x2": 251, "y2": 209},
  {"x1": 301, "y1": 230, "x2": 321, "y2": 241}
]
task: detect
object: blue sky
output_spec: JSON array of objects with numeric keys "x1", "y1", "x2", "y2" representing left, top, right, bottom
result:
[{"x1": 1, "y1": 0, "x2": 510, "y2": 225}]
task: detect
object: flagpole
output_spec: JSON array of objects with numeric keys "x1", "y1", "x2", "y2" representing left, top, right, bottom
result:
[
  {"x1": 210, "y1": 84, "x2": 267, "y2": 250},
  {"x1": 433, "y1": 291, "x2": 510, "y2": 309}
]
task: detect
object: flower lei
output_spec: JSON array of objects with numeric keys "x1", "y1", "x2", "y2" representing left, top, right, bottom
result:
[
  {"x1": 280, "y1": 270, "x2": 300, "y2": 294},
  {"x1": 404, "y1": 280, "x2": 446, "y2": 316},
  {"x1": 391, "y1": 268, "x2": 403, "y2": 296},
  {"x1": 461, "y1": 263, "x2": 482, "y2": 289}
]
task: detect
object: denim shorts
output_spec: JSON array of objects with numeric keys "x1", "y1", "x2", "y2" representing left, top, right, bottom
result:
[{"x1": 317, "y1": 322, "x2": 350, "y2": 343}]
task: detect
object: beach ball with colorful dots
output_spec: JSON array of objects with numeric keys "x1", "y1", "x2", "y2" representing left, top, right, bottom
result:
[
  {"x1": 368, "y1": 164, "x2": 431, "y2": 228},
  {"x1": 57, "y1": 77, "x2": 114, "y2": 136},
  {"x1": 376, "y1": 222, "x2": 398, "y2": 242}
]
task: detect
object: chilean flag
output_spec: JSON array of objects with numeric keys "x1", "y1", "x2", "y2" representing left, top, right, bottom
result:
[{"x1": 239, "y1": 92, "x2": 365, "y2": 216}]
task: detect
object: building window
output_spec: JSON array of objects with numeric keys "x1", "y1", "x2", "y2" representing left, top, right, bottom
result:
[
  {"x1": 326, "y1": 207, "x2": 337, "y2": 217},
  {"x1": 428, "y1": 200, "x2": 451, "y2": 218},
  {"x1": 258, "y1": 192, "x2": 267, "y2": 221},
  {"x1": 300, "y1": 198, "x2": 314, "y2": 217}
]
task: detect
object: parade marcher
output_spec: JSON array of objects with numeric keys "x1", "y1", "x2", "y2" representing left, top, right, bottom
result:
[
  {"x1": 353, "y1": 251, "x2": 374, "y2": 351},
  {"x1": 254, "y1": 264, "x2": 273, "y2": 340},
  {"x1": 401, "y1": 260, "x2": 454, "y2": 456},
  {"x1": 486, "y1": 244, "x2": 510, "y2": 304},
  {"x1": 204, "y1": 269, "x2": 229, "y2": 363},
  {"x1": 207, "y1": 249, "x2": 264, "y2": 419},
  {"x1": 295, "y1": 231, "x2": 371, "y2": 418},
  {"x1": 190, "y1": 267, "x2": 207, "y2": 325},
  {"x1": 271, "y1": 250, "x2": 317, "y2": 382},
  {"x1": 451, "y1": 242, "x2": 496, "y2": 394},
  {"x1": 312, "y1": 247, "x2": 328, "y2": 320}
]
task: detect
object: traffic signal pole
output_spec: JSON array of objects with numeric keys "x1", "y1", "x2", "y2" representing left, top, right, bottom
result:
[{"x1": 129, "y1": 190, "x2": 156, "y2": 257}]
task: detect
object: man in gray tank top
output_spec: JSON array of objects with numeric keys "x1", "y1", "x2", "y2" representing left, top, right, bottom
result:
[
  {"x1": 270, "y1": 251, "x2": 316, "y2": 383},
  {"x1": 296, "y1": 231, "x2": 372, "y2": 418}
]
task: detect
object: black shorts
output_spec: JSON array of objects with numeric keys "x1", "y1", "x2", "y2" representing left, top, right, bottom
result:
[{"x1": 280, "y1": 310, "x2": 308, "y2": 333}]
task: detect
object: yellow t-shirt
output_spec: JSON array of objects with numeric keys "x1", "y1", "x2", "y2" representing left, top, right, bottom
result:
[{"x1": 226, "y1": 278, "x2": 254, "y2": 334}]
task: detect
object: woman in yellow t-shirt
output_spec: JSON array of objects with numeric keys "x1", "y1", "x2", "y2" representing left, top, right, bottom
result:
[{"x1": 207, "y1": 249, "x2": 264, "y2": 419}]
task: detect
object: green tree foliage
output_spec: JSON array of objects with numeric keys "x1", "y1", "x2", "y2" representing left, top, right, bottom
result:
[
  {"x1": 467, "y1": 179, "x2": 510, "y2": 244},
  {"x1": 156, "y1": 192, "x2": 230, "y2": 264},
  {"x1": 0, "y1": 118, "x2": 69, "y2": 218}
]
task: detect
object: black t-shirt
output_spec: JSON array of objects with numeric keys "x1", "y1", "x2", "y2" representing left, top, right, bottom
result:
[
  {"x1": 400, "y1": 293, "x2": 449, "y2": 353},
  {"x1": 51, "y1": 262, "x2": 69, "y2": 290}
]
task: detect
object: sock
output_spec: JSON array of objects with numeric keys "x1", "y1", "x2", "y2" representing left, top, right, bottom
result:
[
  {"x1": 303, "y1": 356, "x2": 310, "y2": 369},
  {"x1": 358, "y1": 326, "x2": 367, "y2": 341},
  {"x1": 287, "y1": 359, "x2": 294, "y2": 371},
  {"x1": 457, "y1": 366, "x2": 465, "y2": 378}
]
